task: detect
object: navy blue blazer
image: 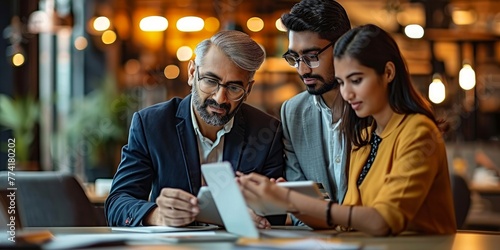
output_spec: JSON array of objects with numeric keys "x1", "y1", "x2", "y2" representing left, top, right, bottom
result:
[{"x1": 105, "y1": 95, "x2": 284, "y2": 226}]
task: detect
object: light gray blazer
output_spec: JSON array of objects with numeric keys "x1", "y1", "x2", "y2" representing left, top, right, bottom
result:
[{"x1": 280, "y1": 91, "x2": 347, "y2": 203}]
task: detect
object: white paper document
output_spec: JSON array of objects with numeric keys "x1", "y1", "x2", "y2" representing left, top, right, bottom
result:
[
  {"x1": 43, "y1": 234, "x2": 127, "y2": 250},
  {"x1": 157, "y1": 232, "x2": 238, "y2": 243},
  {"x1": 43, "y1": 231, "x2": 219, "y2": 249},
  {"x1": 111, "y1": 225, "x2": 218, "y2": 233}
]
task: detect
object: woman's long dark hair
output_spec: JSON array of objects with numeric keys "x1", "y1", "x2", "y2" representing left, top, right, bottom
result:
[{"x1": 335, "y1": 24, "x2": 439, "y2": 148}]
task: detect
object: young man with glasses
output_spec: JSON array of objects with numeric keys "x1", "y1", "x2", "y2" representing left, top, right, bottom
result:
[
  {"x1": 106, "y1": 30, "x2": 284, "y2": 227},
  {"x1": 279, "y1": 0, "x2": 351, "y2": 223}
]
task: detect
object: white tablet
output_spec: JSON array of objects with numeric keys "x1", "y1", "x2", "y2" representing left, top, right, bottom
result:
[
  {"x1": 250, "y1": 181, "x2": 324, "y2": 216},
  {"x1": 277, "y1": 181, "x2": 324, "y2": 199},
  {"x1": 195, "y1": 186, "x2": 224, "y2": 226},
  {"x1": 201, "y1": 162, "x2": 260, "y2": 238}
]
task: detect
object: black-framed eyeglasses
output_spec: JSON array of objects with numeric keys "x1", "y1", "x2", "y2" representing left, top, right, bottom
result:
[
  {"x1": 196, "y1": 66, "x2": 248, "y2": 101},
  {"x1": 282, "y1": 42, "x2": 334, "y2": 68}
]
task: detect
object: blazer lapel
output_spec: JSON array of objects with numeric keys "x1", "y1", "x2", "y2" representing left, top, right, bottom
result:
[
  {"x1": 303, "y1": 106, "x2": 328, "y2": 168},
  {"x1": 176, "y1": 95, "x2": 201, "y2": 194},
  {"x1": 223, "y1": 109, "x2": 245, "y2": 172},
  {"x1": 302, "y1": 105, "x2": 332, "y2": 194}
]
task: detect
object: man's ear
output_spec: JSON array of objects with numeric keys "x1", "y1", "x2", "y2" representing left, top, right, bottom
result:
[
  {"x1": 187, "y1": 60, "x2": 196, "y2": 87},
  {"x1": 384, "y1": 61, "x2": 396, "y2": 84},
  {"x1": 245, "y1": 80, "x2": 255, "y2": 99}
]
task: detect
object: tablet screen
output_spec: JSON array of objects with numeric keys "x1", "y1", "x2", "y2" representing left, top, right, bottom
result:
[{"x1": 195, "y1": 187, "x2": 224, "y2": 226}]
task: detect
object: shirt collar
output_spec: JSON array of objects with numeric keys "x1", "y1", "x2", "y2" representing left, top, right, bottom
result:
[
  {"x1": 312, "y1": 95, "x2": 330, "y2": 112},
  {"x1": 190, "y1": 98, "x2": 234, "y2": 137},
  {"x1": 371, "y1": 112, "x2": 406, "y2": 139}
]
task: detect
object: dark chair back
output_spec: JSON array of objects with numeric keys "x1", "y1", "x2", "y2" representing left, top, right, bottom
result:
[
  {"x1": 0, "y1": 171, "x2": 106, "y2": 227},
  {"x1": 451, "y1": 173, "x2": 471, "y2": 229}
]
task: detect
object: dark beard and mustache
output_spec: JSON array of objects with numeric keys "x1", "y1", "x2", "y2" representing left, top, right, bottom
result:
[
  {"x1": 192, "y1": 87, "x2": 238, "y2": 126},
  {"x1": 301, "y1": 73, "x2": 338, "y2": 95}
]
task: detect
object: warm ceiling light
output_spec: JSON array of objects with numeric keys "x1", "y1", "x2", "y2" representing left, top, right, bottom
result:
[
  {"x1": 452, "y1": 9, "x2": 477, "y2": 26},
  {"x1": 101, "y1": 30, "x2": 117, "y2": 44},
  {"x1": 459, "y1": 63, "x2": 476, "y2": 90},
  {"x1": 164, "y1": 65, "x2": 180, "y2": 79},
  {"x1": 177, "y1": 16, "x2": 204, "y2": 32},
  {"x1": 404, "y1": 24, "x2": 424, "y2": 39},
  {"x1": 428, "y1": 74, "x2": 445, "y2": 104},
  {"x1": 140, "y1": 16, "x2": 168, "y2": 32},
  {"x1": 176, "y1": 46, "x2": 193, "y2": 61},
  {"x1": 275, "y1": 18, "x2": 286, "y2": 32},
  {"x1": 247, "y1": 17, "x2": 264, "y2": 32},
  {"x1": 74, "y1": 36, "x2": 88, "y2": 50},
  {"x1": 93, "y1": 16, "x2": 110, "y2": 31},
  {"x1": 204, "y1": 17, "x2": 220, "y2": 32},
  {"x1": 12, "y1": 53, "x2": 25, "y2": 66}
]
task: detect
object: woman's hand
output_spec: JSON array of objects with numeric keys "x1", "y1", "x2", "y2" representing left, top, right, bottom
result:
[
  {"x1": 270, "y1": 177, "x2": 287, "y2": 183},
  {"x1": 248, "y1": 208, "x2": 271, "y2": 229},
  {"x1": 238, "y1": 172, "x2": 291, "y2": 213}
]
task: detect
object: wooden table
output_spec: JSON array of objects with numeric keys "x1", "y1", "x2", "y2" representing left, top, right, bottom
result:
[{"x1": 18, "y1": 227, "x2": 500, "y2": 250}]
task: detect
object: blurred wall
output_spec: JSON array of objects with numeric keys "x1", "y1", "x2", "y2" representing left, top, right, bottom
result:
[{"x1": 0, "y1": 0, "x2": 14, "y2": 171}]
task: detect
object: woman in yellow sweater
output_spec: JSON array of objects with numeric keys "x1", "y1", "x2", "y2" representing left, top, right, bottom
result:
[{"x1": 239, "y1": 24, "x2": 456, "y2": 236}]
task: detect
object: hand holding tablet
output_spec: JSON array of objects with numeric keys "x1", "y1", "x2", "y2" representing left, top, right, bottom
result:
[
  {"x1": 200, "y1": 162, "x2": 324, "y2": 217},
  {"x1": 200, "y1": 162, "x2": 327, "y2": 238}
]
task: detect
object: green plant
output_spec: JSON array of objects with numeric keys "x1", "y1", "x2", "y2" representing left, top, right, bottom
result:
[
  {"x1": 0, "y1": 94, "x2": 39, "y2": 163},
  {"x1": 63, "y1": 77, "x2": 136, "y2": 170}
]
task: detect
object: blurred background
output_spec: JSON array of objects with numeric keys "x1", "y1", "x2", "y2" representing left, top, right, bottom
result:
[{"x1": 0, "y1": 0, "x2": 499, "y2": 184}]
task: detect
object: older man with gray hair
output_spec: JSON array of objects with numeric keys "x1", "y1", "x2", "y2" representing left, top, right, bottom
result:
[{"x1": 106, "y1": 30, "x2": 284, "y2": 227}]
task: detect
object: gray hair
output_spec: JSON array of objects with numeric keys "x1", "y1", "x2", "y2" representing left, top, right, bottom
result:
[{"x1": 194, "y1": 30, "x2": 265, "y2": 79}]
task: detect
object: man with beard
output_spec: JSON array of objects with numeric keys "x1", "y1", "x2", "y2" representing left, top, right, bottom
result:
[
  {"x1": 279, "y1": 0, "x2": 351, "y2": 221},
  {"x1": 105, "y1": 30, "x2": 284, "y2": 227}
]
